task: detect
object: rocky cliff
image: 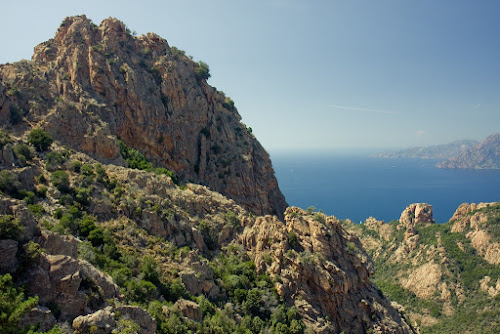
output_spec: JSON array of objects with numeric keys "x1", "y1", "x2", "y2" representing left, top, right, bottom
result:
[
  {"x1": 437, "y1": 133, "x2": 500, "y2": 169},
  {"x1": 345, "y1": 202, "x2": 500, "y2": 333},
  {"x1": 0, "y1": 15, "x2": 287, "y2": 219},
  {"x1": 0, "y1": 16, "x2": 412, "y2": 334},
  {"x1": 0, "y1": 137, "x2": 413, "y2": 333}
]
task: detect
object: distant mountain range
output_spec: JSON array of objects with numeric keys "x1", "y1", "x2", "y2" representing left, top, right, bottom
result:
[
  {"x1": 374, "y1": 139, "x2": 478, "y2": 159},
  {"x1": 437, "y1": 133, "x2": 500, "y2": 169},
  {"x1": 375, "y1": 134, "x2": 500, "y2": 169}
]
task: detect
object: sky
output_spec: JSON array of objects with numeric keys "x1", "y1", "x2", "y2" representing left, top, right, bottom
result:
[{"x1": 1, "y1": 0, "x2": 499, "y2": 152}]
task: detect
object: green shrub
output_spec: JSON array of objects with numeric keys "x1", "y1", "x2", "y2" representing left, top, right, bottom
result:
[
  {"x1": 194, "y1": 61, "x2": 211, "y2": 80},
  {"x1": 0, "y1": 130, "x2": 11, "y2": 149},
  {"x1": 123, "y1": 279, "x2": 157, "y2": 304},
  {"x1": 71, "y1": 160, "x2": 82, "y2": 172},
  {"x1": 74, "y1": 187, "x2": 91, "y2": 206},
  {"x1": 0, "y1": 215, "x2": 23, "y2": 240},
  {"x1": 9, "y1": 105, "x2": 22, "y2": 125},
  {"x1": 0, "y1": 273, "x2": 39, "y2": 334},
  {"x1": 224, "y1": 211, "x2": 240, "y2": 229},
  {"x1": 46, "y1": 151, "x2": 69, "y2": 170},
  {"x1": 0, "y1": 170, "x2": 21, "y2": 196},
  {"x1": 288, "y1": 231, "x2": 300, "y2": 251},
  {"x1": 222, "y1": 97, "x2": 235, "y2": 111},
  {"x1": 198, "y1": 220, "x2": 217, "y2": 251},
  {"x1": 80, "y1": 164, "x2": 95, "y2": 177},
  {"x1": 36, "y1": 185, "x2": 48, "y2": 198},
  {"x1": 118, "y1": 140, "x2": 152, "y2": 170},
  {"x1": 19, "y1": 190, "x2": 35, "y2": 204},
  {"x1": 50, "y1": 170, "x2": 71, "y2": 193},
  {"x1": 13, "y1": 144, "x2": 32, "y2": 165},
  {"x1": 28, "y1": 204, "x2": 45, "y2": 217},
  {"x1": 23, "y1": 241, "x2": 42, "y2": 262},
  {"x1": 28, "y1": 128, "x2": 53, "y2": 152},
  {"x1": 170, "y1": 46, "x2": 186, "y2": 59}
]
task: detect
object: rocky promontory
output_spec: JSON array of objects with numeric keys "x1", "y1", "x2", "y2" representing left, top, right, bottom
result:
[{"x1": 437, "y1": 133, "x2": 500, "y2": 169}]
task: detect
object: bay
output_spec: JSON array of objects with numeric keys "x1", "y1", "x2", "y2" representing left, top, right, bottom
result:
[{"x1": 271, "y1": 151, "x2": 500, "y2": 223}]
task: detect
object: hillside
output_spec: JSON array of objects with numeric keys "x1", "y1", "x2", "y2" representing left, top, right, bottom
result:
[
  {"x1": 0, "y1": 15, "x2": 287, "y2": 219},
  {"x1": 374, "y1": 140, "x2": 478, "y2": 159},
  {"x1": 437, "y1": 133, "x2": 500, "y2": 169},
  {"x1": 0, "y1": 16, "x2": 413, "y2": 334},
  {"x1": 344, "y1": 202, "x2": 500, "y2": 333}
]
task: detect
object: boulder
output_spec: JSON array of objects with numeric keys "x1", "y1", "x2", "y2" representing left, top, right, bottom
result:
[
  {"x1": 399, "y1": 203, "x2": 435, "y2": 227},
  {"x1": 175, "y1": 299, "x2": 202, "y2": 322},
  {"x1": 20, "y1": 306, "x2": 56, "y2": 332},
  {"x1": 72, "y1": 306, "x2": 115, "y2": 334},
  {"x1": 79, "y1": 259, "x2": 122, "y2": 300},
  {"x1": 39, "y1": 230, "x2": 78, "y2": 257}
]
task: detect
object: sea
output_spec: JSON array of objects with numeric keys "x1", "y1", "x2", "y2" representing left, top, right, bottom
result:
[{"x1": 271, "y1": 151, "x2": 500, "y2": 223}]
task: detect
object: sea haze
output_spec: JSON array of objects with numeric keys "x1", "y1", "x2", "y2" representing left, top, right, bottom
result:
[{"x1": 271, "y1": 151, "x2": 500, "y2": 223}]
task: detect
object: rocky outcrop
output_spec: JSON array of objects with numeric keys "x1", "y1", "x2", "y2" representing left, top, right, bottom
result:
[
  {"x1": 21, "y1": 306, "x2": 57, "y2": 332},
  {"x1": 79, "y1": 260, "x2": 122, "y2": 300},
  {"x1": 437, "y1": 133, "x2": 500, "y2": 169},
  {"x1": 26, "y1": 254, "x2": 86, "y2": 320},
  {"x1": 0, "y1": 15, "x2": 287, "y2": 219},
  {"x1": 450, "y1": 202, "x2": 500, "y2": 265},
  {"x1": 399, "y1": 203, "x2": 435, "y2": 227},
  {"x1": 241, "y1": 207, "x2": 413, "y2": 334},
  {"x1": 72, "y1": 305, "x2": 156, "y2": 334},
  {"x1": 39, "y1": 230, "x2": 78, "y2": 258},
  {"x1": 174, "y1": 299, "x2": 203, "y2": 322}
]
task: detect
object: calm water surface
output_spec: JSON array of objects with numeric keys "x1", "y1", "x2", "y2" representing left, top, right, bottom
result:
[{"x1": 271, "y1": 152, "x2": 500, "y2": 223}]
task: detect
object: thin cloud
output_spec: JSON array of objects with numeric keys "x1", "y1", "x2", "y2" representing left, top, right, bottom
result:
[
  {"x1": 329, "y1": 104, "x2": 398, "y2": 115},
  {"x1": 473, "y1": 104, "x2": 481, "y2": 109},
  {"x1": 415, "y1": 130, "x2": 426, "y2": 137}
]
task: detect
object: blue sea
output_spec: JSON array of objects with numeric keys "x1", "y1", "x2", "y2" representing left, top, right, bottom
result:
[{"x1": 271, "y1": 151, "x2": 500, "y2": 223}]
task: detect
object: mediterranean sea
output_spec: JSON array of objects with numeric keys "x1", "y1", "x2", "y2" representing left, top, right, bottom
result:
[{"x1": 271, "y1": 151, "x2": 500, "y2": 223}]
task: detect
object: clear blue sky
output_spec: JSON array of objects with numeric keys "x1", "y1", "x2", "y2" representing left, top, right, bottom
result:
[{"x1": 1, "y1": 0, "x2": 499, "y2": 151}]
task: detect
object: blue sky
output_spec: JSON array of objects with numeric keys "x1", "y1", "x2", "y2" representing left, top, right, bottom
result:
[{"x1": 1, "y1": 0, "x2": 499, "y2": 151}]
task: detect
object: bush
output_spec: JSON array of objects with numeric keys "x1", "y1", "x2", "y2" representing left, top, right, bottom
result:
[
  {"x1": 13, "y1": 144, "x2": 32, "y2": 165},
  {"x1": 28, "y1": 204, "x2": 45, "y2": 217},
  {"x1": 71, "y1": 160, "x2": 82, "y2": 173},
  {"x1": 194, "y1": 61, "x2": 211, "y2": 80},
  {"x1": 50, "y1": 170, "x2": 71, "y2": 193},
  {"x1": 9, "y1": 105, "x2": 22, "y2": 125},
  {"x1": 46, "y1": 151, "x2": 69, "y2": 170},
  {"x1": 0, "y1": 170, "x2": 21, "y2": 196},
  {"x1": 288, "y1": 231, "x2": 300, "y2": 251},
  {"x1": 0, "y1": 215, "x2": 23, "y2": 240},
  {"x1": 0, "y1": 130, "x2": 11, "y2": 149},
  {"x1": 222, "y1": 97, "x2": 235, "y2": 111},
  {"x1": 28, "y1": 128, "x2": 53, "y2": 152},
  {"x1": 123, "y1": 279, "x2": 157, "y2": 304},
  {"x1": 0, "y1": 273, "x2": 39, "y2": 334}
]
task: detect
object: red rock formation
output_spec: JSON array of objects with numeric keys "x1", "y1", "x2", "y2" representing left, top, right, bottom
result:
[{"x1": 0, "y1": 15, "x2": 287, "y2": 219}]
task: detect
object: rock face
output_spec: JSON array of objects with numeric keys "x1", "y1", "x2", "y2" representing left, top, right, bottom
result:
[
  {"x1": 0, "y1": 15, "x2": 287, "y2": 218},
  {"x1": 399, "y1": 203, "x2": 435, "y2": 227},
  {"x1": 345, "y1": 201, "x2": 500, "y2": 333},
  {"x1": 241, "y1": 207, "x2": 413, "y2": 333},
  {"x1": 437, "y1": 133, "x2": 500, "y2": 169},
  {"x1": 450, "y1": 202, "x2": 500, "y2": 265}
]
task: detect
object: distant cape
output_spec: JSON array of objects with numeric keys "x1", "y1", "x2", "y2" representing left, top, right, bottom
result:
[
  {"x1": 374, "y1": 139, "x2": 478, "y2": 159},
  {"x1": 437, "y1": 133, "x2": 500, "y2": 169}
]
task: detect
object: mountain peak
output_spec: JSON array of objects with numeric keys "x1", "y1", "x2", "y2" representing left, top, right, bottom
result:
[{"x1": 3, "y1": 16, "x2": 288, "y2": 218}]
